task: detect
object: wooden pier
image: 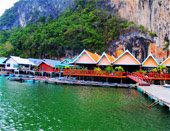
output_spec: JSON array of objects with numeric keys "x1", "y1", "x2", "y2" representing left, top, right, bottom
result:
[
  {"x1": 63, "y1": 69, "x2": 170, "y2": 86},
  {"x1": 7, "y1": 75, "x2": 134, "y2": 88},
  {"x1": 138, "y1": 85, "x2": 170, "y2": 109}
]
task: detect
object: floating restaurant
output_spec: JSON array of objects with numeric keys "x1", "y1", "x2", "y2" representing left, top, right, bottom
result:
[{"x1": 2, "y1": 49, "x2": 170, "y2": 82}]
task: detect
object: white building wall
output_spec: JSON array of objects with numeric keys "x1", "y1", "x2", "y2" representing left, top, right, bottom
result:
[{"x1": 5, "y1": 58, "x2": 18, "y2": 70}]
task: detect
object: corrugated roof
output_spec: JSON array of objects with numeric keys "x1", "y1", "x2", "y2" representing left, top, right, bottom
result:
[
  {"x1": 41, "y1": 59, "x2": 61, "y2": 67},
  {"x1": 28, "y1": 58, "x2": 43, "y2": 66},
  {"x1": 10, "y1": 56, "x2": 34, "y2": 65},
  {"x1": 61, "y1": 59, "x2": 73, "y2": 64}
]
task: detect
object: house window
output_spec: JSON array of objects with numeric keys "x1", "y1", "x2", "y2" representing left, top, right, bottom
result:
[
  {"x1": 25, "y1": 65, "x2": 29, "y2": 68},
  {"x1": 13, "y1": 64, "x2": 19, "y2": 68},
  {"x1": 47, "y1": 67, "x2": 51, "y2": 70},
  {"x1": 41, "y1": 66, "x2": 45, "y2": 71},
  {"x1": 7, "y1": 63, "x2": 10, "y2": 67}
]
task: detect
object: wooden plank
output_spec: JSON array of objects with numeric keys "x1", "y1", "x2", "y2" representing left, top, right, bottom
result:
[{"x1": 138, "y1": 85, "x2": 170, "y2": 107}]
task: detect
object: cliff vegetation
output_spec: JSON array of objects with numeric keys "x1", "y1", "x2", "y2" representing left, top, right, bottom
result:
[{"x1": 0, "y1": 0, "x2": 142, "y2": 58}]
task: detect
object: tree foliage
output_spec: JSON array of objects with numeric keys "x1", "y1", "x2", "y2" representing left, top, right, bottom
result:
[
  {"x1": 0, "y1": 0, "x2": 139, "y2": 58},
  {"x1": 115, "y1": 66, "x2": 125, "y2": 72},
  {"x1": 105, "y1": 66, "x2": 114, "y2": 73}
]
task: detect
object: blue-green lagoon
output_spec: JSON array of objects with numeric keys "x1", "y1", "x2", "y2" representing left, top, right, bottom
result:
[{"x1": 0, "y1": 77, "x2": 170, "y2": 130}]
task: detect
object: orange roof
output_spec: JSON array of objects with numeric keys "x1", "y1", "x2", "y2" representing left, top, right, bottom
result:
[
  {"x1": 142, "y1": 54, "x2": 159, "y2": 67},
  {"x1": 97, "y1": 52, "x2": 116, "y2": 65},
  {"x1": 86, "y1": 50, "x2": 100, "y2": 62},
  {"x1": 106, "y1": 53, "x2": 116, "y2": 63},
  {"x1": 113, "y1": 50, "x2": 141, "y2": 65},
  {"x1": 161, "y1": 56, "x2": 170, "y2": 66},
  {"x1": 95, "y1": 52, "x2": 101, "y2": 58}
]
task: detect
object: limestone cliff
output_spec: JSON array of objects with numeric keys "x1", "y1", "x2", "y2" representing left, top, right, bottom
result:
[
  {"x1": 110, "y1": 0, "x2": 170, "y2": 62},
  {"x1": 0, "y1": 0, "x2": 77, "y2": 30}
]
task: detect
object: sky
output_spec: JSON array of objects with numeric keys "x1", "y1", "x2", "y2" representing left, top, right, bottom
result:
[{"x1": 0, "y1": 0, "x2": 19, "y2": 16}]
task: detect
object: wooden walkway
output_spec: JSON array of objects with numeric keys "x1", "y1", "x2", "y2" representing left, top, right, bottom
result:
[{"x1": 138, "y1": 85, "x2": 170, "y2": 108}]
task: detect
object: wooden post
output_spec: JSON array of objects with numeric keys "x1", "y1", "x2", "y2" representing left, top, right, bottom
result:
[
  {"x1": 140, "y1": 66, "x2": 142, "y2": 71},
  {"x1": 160, "y1": 71, "x2": 161, "y2": 85},
  {"x1": 74, "y1": 62, "x2": 76, "y2": 69},
  {"x1": 164, "y1": 73, "x2": 166, "y2": 85},
  {"x1": 121, "y1": 72, "x2": 122, "y2": 84},
  {"x1": 106, "y1": 77, "x2": 108, "y2": 83}
]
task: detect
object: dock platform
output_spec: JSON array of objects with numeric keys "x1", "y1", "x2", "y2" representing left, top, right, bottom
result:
[{"x1": 138, "y1": 85, "x2": 170, "y2": 109}]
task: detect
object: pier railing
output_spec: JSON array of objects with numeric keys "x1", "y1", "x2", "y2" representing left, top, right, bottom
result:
[
  {"x1": 128, "y1": 72, "x2": 151, "y2": 85},
  {"x1": 63, "y1": 69, "x2": 170, "y2": 80},
  {"x1": 132, "y1": 72, "x2": 170, "y2": 80},
  {"x1": 63, "y1": 69, "x2": 126, "y2": 78}
]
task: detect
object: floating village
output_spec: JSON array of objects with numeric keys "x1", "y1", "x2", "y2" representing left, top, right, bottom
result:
[{"x1": 1, "y1": 49, "x2": 170, "y2": 111}]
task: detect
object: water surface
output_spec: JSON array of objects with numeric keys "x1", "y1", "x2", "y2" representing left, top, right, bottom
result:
[{"x1": 0, "y1": 77, "x2": 170, "y2": 130}]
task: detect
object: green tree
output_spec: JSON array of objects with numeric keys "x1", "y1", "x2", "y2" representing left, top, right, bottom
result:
[{"x1": 0, "y1": 0, "x2": 143, "y2": 58}]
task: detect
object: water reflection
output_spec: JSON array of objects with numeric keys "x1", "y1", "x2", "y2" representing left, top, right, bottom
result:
[{"x1": 0, "y1": 77, "x2": 170, "y2": 130}]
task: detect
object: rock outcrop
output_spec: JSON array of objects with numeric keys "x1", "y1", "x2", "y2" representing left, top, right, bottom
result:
[
  {"x1": 0, "y1": 0, "x2": 77, "y2": 30},
  {"x1": 110, "y1": 0, "x2": 170, "y2": 62}
]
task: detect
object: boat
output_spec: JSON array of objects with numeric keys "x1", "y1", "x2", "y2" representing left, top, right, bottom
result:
[
  {"x1": 1, "y1": 74, "x2": 6, "y2": 77},
  {"x1": 24, "y1": 79, "x2": 34, "y2": 82},
  {"x1": 9, "y1": 74, "x2": 15, "y2": 77},
  {"x1": 164, "y1": 84, "x2": 170, "y2": 88},
  {"x1": 9, "y1": 77, "x2": 24, "y2": 82}
]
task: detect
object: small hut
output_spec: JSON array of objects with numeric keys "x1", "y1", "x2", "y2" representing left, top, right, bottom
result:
[
  {"x1": 97, "y1": 52, "x2": 115, "y2": 68},
  {"x1": 73, "y1": 49, "x2": 100, "y2": 69},
  {"x1": 161, "y1": 56, "x2": 170, "y2": 67},
  {"x1": 160, "y1": 56, "x2": 170, "y2": 73},
  {"x1": 38, "y1": 59, "x2": 60, "y2": 72},
  {"x1": 142, "y1": 54, "x2": 159, "y2": 72},
  {"x1": 112, "y1": 50, "x2": 141, "y2": 72}
]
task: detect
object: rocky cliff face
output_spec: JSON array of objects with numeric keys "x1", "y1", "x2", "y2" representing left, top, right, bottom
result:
[
  {"x1": 110, "y1": 0, "x2": 170, "y2": 62},
  {"x1": 0, "y1": 0, "x2": 77, "y2": 30}
]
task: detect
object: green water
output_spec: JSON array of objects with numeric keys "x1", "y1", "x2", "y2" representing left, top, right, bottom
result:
[{"x1": 0, "y1": 77, "x2": 170, "y2": 130}]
